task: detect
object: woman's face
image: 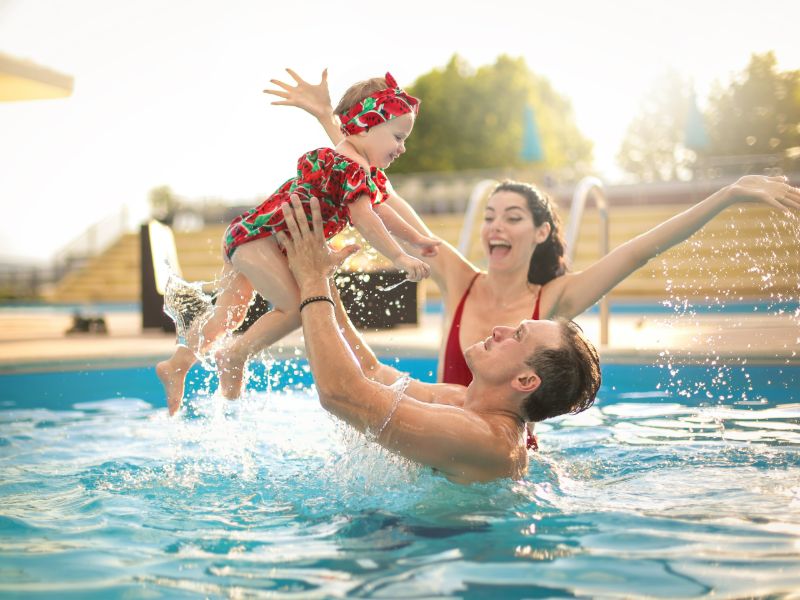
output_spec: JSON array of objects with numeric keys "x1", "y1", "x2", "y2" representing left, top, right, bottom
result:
[{"x1": 481, "y1": 190, "x2": 549, "y2": 273}]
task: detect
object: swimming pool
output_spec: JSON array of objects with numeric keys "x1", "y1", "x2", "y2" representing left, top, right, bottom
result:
[{"x1": 1, "y1": 358, "x2": 799, "y2": 598}]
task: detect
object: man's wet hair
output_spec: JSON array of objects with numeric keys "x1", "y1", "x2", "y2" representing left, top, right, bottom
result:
[{"x1": 522, "y1": 319, "x2": 601, "y2": 422}]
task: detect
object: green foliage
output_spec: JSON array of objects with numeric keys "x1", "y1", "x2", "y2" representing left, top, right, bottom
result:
[
  {"x1": 705, "y1": 52, "x2": 800, "y2": 170},
  {"x1": 148, "y1": 185, "x2": 178, "y2": 221},
  {"x1": 618, "y1": 52, "x2": 800, "y2": 181},
  {"x1": 617, "y1": 71, "x2": 695, "y2": 182},
  {"x1": 390, "y1": 55, "x2": 593, "y2": 173}
]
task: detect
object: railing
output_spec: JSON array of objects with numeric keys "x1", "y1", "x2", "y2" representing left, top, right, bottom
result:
[
  {"x1": 457, "y1": 179, "x2": 499, "y2": 254},
  {"x1": 0, "y1": 206, "x2": 134, "y2": 299},
  {"x1": 0, "y1": 262, "x2": 55, "y2": 298},
  {"x1": 565, "y1": 176, "x2": 610, "y2": 345},
  {"x1": 52, "y1": 206, "x2": 131, "y2": 280}
]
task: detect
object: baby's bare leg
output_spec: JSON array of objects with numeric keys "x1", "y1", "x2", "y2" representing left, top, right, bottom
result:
[
  {"x1": 217, "y1": 237, "x2": 301, "y2": 399},
  {"x1": 158, "y1": 265, "x2": 253, "y2": 414},
  {"x1": 192, "y1": 268, "x2": 254, "y2": 356},
  {"x1": 156, "y1": 346, "x2": 196, "y2": 416}
]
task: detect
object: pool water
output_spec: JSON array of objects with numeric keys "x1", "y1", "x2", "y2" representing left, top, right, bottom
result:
[{"x1": 1, "y1": 360, "x2": 799, "y2": 598}]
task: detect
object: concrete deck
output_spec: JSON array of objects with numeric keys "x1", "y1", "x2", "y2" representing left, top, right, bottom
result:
[{"x1": 1, "y1": 305, "x2": 798, "y2": 374}]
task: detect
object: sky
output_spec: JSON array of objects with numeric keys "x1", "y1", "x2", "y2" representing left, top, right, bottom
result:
[{"x1": 1, "y1": 0, "x2": 798, "y2": 262}]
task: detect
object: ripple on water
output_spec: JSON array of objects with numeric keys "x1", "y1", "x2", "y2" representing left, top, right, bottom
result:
[{"x1": 0, "y1": 379, "x2": 799, "y2": 598}]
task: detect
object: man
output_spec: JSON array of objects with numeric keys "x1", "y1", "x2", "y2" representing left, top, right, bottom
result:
[{"x1": 276, "y1": 196, "x2": 601, "y2": 484}]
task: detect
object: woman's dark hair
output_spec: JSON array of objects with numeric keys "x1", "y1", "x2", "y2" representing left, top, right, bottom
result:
[
  {"x1": 491, "y1": 181, "x2": 567, "y2": 285},
  {"x1": 522, "y1": 319, "x2": 601, "y2": 422}
]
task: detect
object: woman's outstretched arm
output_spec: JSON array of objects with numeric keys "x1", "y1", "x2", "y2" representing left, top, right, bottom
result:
[{"x1": 549, "y1": 175, "x2": 800, "y2": 319}]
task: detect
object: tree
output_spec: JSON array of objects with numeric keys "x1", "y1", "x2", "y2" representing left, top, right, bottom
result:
[
  {"x1": 617, "y1": 71, "x2": 696, "y2": 182},
  {"x1": 705, "y1": 52, "x2": 800, "y2": 172},
  {"x1": 390, "y1": 55, "x2": 593, "y2": 173},
  {"x1": 148, "y1": 185, "x2": 179, "y2": 223},
  {"x1": 618, "y1": 53, "x2": 800, "y2": 181}
]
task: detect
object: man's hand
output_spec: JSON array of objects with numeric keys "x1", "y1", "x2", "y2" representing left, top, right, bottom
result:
[{"x1": 276, "y1": 195, "x2": 359, "y2": 289}]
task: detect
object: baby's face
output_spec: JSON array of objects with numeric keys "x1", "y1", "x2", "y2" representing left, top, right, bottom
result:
[{"x1": 359, "y1": 113, "x2": 414, "y2": 169}]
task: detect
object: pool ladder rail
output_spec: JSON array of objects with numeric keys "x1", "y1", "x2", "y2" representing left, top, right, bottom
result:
[{"x1": 459, "y1": 176, "x2": 610, "y2": 345}]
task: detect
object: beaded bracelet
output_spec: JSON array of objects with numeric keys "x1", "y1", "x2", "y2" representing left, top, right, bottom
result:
[{"x1": 299, "y1": 295, "x2": 335, "y2": 312}]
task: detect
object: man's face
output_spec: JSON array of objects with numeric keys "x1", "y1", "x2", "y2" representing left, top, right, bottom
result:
[
  {"x1": 360, "y1": 113, "x2": 414, "y2": 169},
  {"x1": 465, "y1": 319, "x2": 563, "y2": 387}
]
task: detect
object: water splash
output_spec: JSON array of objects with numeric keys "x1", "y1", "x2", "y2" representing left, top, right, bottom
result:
[
  {"x1": 163, "y1": 270, "x2": 215, "y2": 351},
  {"x1": 652, "y1": 204, "x2": 800, "y2": 406},
  {"x1": 375, "y1": 278, "x2": 411, "y2": 293}
]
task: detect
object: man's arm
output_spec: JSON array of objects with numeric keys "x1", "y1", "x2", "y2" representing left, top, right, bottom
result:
[
  {"x1": 327, "y1": 278, "x2": 467, "y2": 407},
  {"x1": 277, "y1": 196, "x2": 516, "y2": 482},
  {"x1": 302, "y1": 299, "x2": 514, "y2": 481}
]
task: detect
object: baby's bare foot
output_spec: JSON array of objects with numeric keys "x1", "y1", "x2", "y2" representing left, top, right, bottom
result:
[
  {"x1": 156, "y1": 360, "x2": 186, "y2": 415},
  {"x1": 215, "y1": 346, "x2": 247, "y2": 400}
]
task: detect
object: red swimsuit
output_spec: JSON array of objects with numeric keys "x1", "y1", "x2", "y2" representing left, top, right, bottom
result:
[{"x1": 442, "y1": 273, "x2": 541, "y2": 450}]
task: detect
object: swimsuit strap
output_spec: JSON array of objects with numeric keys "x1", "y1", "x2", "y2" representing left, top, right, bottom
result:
[
  {"x1": 456, "y1": 273, "x2": 481, "y2": 317},
  {"x1": 453, "y1": 272, "x2": 481, "y2": 346},
  {"x1": 532, "y1": 286, "x2": 542, "y2": 320},
  {"x1": 442, "y1": 272, "x2": 481, "y2": 386},
  {"x1": 528, "y1": 286, "x2": 542, "y2": 450},
  {"x1": 450, "y1": 272, "x2": 481, "y2": 336}
]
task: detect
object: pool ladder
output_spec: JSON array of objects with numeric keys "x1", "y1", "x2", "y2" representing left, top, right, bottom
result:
[{"x1": 459, "y1": 176, "x2": 610, "y2": 345}]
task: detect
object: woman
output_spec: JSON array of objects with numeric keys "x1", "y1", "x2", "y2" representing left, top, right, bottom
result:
[{"x1": 259, "y1": 69, "x2": 799, "y2": 445}]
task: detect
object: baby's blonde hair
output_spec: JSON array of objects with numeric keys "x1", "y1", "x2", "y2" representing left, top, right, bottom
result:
[{"x1": 333, "y1": 77, "x2": 389, "y2": 117}]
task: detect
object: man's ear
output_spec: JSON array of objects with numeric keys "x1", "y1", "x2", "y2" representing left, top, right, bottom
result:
[{"x1": 512, "y1": 370, "x2": 541, "y2": 394}]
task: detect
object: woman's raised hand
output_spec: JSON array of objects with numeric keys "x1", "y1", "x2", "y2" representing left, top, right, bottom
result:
[
  {"x1": 727, "y1": 174, "x2": 800, "y2": 212},
  {"x1": 263, "y1": 68, "x2": 333, "y2": 119}
]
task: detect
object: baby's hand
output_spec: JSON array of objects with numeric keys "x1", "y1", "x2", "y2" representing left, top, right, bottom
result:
[
  {"x1": 394, "y1": 254, "x2": 431, "y2": 282},
  {"x1": 412, "y1": 234, "x2": 441, "y2": 257},
  {"x1": 263, "y1": 68, "x2": 332, "y2": 119}
]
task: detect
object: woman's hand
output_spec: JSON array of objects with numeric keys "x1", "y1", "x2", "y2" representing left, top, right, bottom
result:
[
  {"x1": 263, "y1": 68, "x2": 333, "y2": 120},
  {"x1": 726, "y1": 175, "x2": 800, "y2": 211},
  {"x1": 276, "y1": 195, "x2": 359, "y2": 288}
]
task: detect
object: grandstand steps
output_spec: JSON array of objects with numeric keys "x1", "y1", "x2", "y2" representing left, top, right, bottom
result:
[{"x1": 46, "y1": 203, "x2": 799, "y2": 303}]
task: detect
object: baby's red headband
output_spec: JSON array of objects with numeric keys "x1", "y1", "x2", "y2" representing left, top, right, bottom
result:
[{"x1": 339, "y1": 72, "x2": 420, "y2": 136}]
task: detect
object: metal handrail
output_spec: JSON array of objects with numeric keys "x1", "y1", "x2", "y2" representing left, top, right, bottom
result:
[
  {"x1": 565, "y1": 176, "x2": 610, "y2": 345},
  {"x1": 457, "y1": 179, "x2": 499, "y2": 254},
  {"x1": 52, "y1": 206, "x2": 132, "y2": 280}
]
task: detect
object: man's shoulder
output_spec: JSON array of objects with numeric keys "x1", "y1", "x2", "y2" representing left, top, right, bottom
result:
[
  {"x1": 429, "y1": 383, "x2": 468, "y2": 407},
  {"x1": 446, "y1": 412, "x2": 528, "y2": 483}
]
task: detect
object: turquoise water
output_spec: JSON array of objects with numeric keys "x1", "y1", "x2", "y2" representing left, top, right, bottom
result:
[
  {"x1": 4, "y1": 298, "x2": 798, "y2": 316},
  {"x1": 1, "y1": 360, "x2": 799, "y2": 598}
]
